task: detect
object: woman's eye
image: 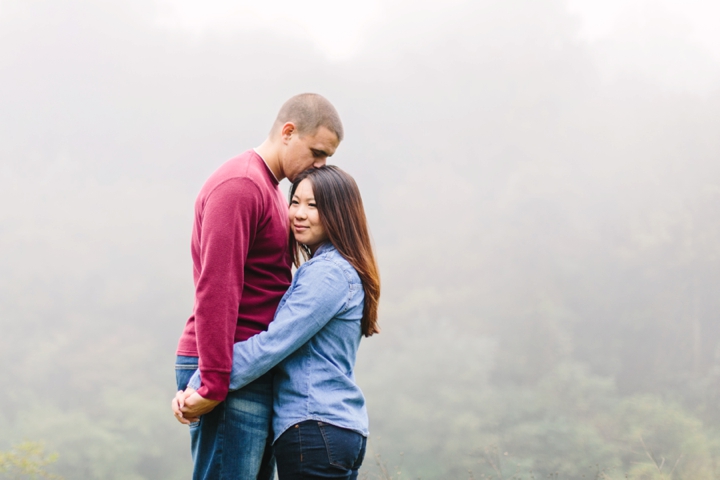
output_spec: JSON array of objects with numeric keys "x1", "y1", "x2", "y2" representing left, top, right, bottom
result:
[
  {"x1": 309, "y1": 203, "x2": 317, "y2": 208},
  {"x1": 291, "y1": 200, "x2": 299, "y2": 205}
]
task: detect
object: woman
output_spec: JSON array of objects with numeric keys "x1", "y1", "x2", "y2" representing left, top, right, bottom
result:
[{"x1": 176, "y1": 165, "x2": 380, "y2": 479}]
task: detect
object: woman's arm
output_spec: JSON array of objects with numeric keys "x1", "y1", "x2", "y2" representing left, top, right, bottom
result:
[{"x1": 187, "y1": 258, "x2": 351, "y2": 392}]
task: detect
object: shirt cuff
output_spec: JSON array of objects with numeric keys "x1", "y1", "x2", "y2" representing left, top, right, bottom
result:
[
  {"x1": 187, "y1": 370, "x2": 202, "y2": 391},
  {"x1": 196, "y1": 370, "x2": 230, "y2": 401}
]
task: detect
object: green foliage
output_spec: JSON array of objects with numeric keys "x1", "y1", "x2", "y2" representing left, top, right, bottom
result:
[
  {"x1": 357, "y1": 316, "x2": 720, "y2": 479},
  {"x1": 613, "y1": 396, "x2": 717, "y2": 479},
  {"x1": 0, "y1": 442, "x2": 61, "y2": 480},
  {"x1": 3, "y1": 389, "x2": 191, "y2": 480}
]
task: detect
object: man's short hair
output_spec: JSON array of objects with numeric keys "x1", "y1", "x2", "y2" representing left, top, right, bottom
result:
[{"x1": 272, "y1": 93, "x2": 344, "y2": 142}]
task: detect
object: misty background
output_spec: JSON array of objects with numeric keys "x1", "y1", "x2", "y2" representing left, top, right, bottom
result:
[{"x1": 2, "y1": 0, "x2": 720, "y2": 478}]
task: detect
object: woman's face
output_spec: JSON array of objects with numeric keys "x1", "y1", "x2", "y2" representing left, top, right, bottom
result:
[{"x1": 289, "y1": 179, "x2": 328, "y2": 253}]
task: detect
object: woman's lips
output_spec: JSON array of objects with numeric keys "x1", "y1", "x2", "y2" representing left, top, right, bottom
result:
[{"x1": 293, "y1": 224, "x2": 308, "y2": 232}]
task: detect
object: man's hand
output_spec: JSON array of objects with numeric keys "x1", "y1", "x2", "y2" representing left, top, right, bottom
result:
[
  {"x1": 182, "y1": 390, "x2": 221, "y2": 420},
  {"x1": 171, "y1": 388, "x2": 220, "y2": 424}
]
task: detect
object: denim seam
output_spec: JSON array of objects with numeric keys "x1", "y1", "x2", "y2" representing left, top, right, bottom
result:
[
  {"x1": 318, "y1": 422, "x2": 336, "y2": 467},
  {"x1": 330, "y1": 257, "x2": 357, "y2": 314},
  {"x1": 306, "y1": 254, "x2": 359, "y2": 314},
  {"x1": 298, "y1": 422, "x2": 304, "y2": 477},
  {"x1": 354, "y1": 436, "x2": 367, "y2": 471},
  {"x1": 319, "y1": 422, "x2": 354, "y2": 470},
  {"x1": 216, "y1": 404, "x2": 227, "y2": 480}
]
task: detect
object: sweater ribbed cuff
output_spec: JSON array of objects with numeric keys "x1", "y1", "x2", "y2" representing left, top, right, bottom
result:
[{"x1": 196, "y1": 370, "x2": 230, "y2": 402}]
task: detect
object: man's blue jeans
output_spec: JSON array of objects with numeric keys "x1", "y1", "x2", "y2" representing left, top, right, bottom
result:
[{"x1": 175, "y1": 355, "x2": 275, "y2": 480}]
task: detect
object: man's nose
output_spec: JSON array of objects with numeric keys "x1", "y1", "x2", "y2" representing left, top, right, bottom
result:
[{"x1": 313, "y1": 157, "x2": 327, "y2": 168}]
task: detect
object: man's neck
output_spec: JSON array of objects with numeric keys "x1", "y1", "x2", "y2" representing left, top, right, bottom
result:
[{"x1": 254, "y1": 139, "x2": 284, "y2": 182}]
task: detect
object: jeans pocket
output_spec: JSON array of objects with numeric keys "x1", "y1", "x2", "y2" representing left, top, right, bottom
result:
[
  {"x1": 318, "y1": 422, "x2": 363, "y2": 470},
  {"x1": 175, "y1": 356, "x2": 199, "y2": 391}
]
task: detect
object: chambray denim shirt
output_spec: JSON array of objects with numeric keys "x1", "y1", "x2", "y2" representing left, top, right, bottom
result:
[{"x1": 187, "y1": 242, "x2": 368, "y2": 442}]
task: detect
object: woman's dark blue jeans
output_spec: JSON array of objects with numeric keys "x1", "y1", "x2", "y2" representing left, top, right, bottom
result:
[{"x1": 274, "y1": 420, "x2": 367, "y2": 479}]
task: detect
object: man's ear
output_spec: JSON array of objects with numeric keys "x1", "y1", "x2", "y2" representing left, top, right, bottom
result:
[{"x1": 281, "y1": 122, "x2": 296, "y2": 142}]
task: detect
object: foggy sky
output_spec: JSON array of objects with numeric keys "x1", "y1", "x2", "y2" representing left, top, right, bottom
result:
[{"x1": 2, "y1": 0, "x2": 719, "y2": 411}]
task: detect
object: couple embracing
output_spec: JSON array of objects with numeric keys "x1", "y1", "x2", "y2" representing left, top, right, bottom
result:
[{"x1": 171, "y1": 93, "x2": 380, "y2": 479}]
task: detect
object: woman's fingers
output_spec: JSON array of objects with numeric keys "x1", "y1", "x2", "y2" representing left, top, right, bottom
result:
[
  {"x1": 171, "y1": 390, "x2": 202, "y2": 425},
  {"x1": 174, "y1": 391, "x2": 184, "y2": 413},
  {"x1": 172, "y1": 391, "x2": 191, "y2": 424},
  {"x1": 176, "y1": 390, "x2": 188, "y2": 409}
]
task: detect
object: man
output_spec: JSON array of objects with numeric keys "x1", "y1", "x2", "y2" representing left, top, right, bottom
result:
[{"x1": 173, "y1": 93, "x2": 343, "y2": 479}]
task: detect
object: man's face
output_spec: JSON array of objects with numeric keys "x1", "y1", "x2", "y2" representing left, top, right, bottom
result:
[{"x1": 281, "y1": 125, "x2": 340, "y2": 182}]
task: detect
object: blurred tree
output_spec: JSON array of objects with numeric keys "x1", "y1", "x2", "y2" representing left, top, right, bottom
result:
[{"x1": 0, "y1": 442, "x2": 62, "y2": 480}]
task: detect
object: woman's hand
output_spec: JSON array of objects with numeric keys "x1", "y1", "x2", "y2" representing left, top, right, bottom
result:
[
  {"x1": 171, "y1": 387, "x2": 221, "y2": 424},
  {"x1": 172, "y1": 388, "x2": 200, "y2": 424}
]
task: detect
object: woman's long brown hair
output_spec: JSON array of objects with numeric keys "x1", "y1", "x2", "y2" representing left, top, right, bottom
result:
[{"x1": 289, "y1": 166, "x2": 380, "y2": 337}]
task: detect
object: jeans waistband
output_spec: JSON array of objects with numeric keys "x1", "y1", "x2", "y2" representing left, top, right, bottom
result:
[{"x1": 175, "y1": 355, "x2": 199, "y2": 368}]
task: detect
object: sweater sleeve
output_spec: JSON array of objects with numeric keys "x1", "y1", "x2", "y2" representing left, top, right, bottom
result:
[
  {"x1": 187, "y1": 258, "x2": 350, "y2": 392},
  {"x1": 193, "y1": 177, "x2": 262, "y2": 401}
]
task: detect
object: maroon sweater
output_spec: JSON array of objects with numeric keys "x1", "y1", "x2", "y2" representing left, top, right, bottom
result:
[{"x1": 176, "y1": 150, "x2": 292, "y2": 401}]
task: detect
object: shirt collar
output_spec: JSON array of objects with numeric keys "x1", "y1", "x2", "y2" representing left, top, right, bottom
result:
[{"x1": 313, "y1": 242, "x2": 334, "y2": 257}]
